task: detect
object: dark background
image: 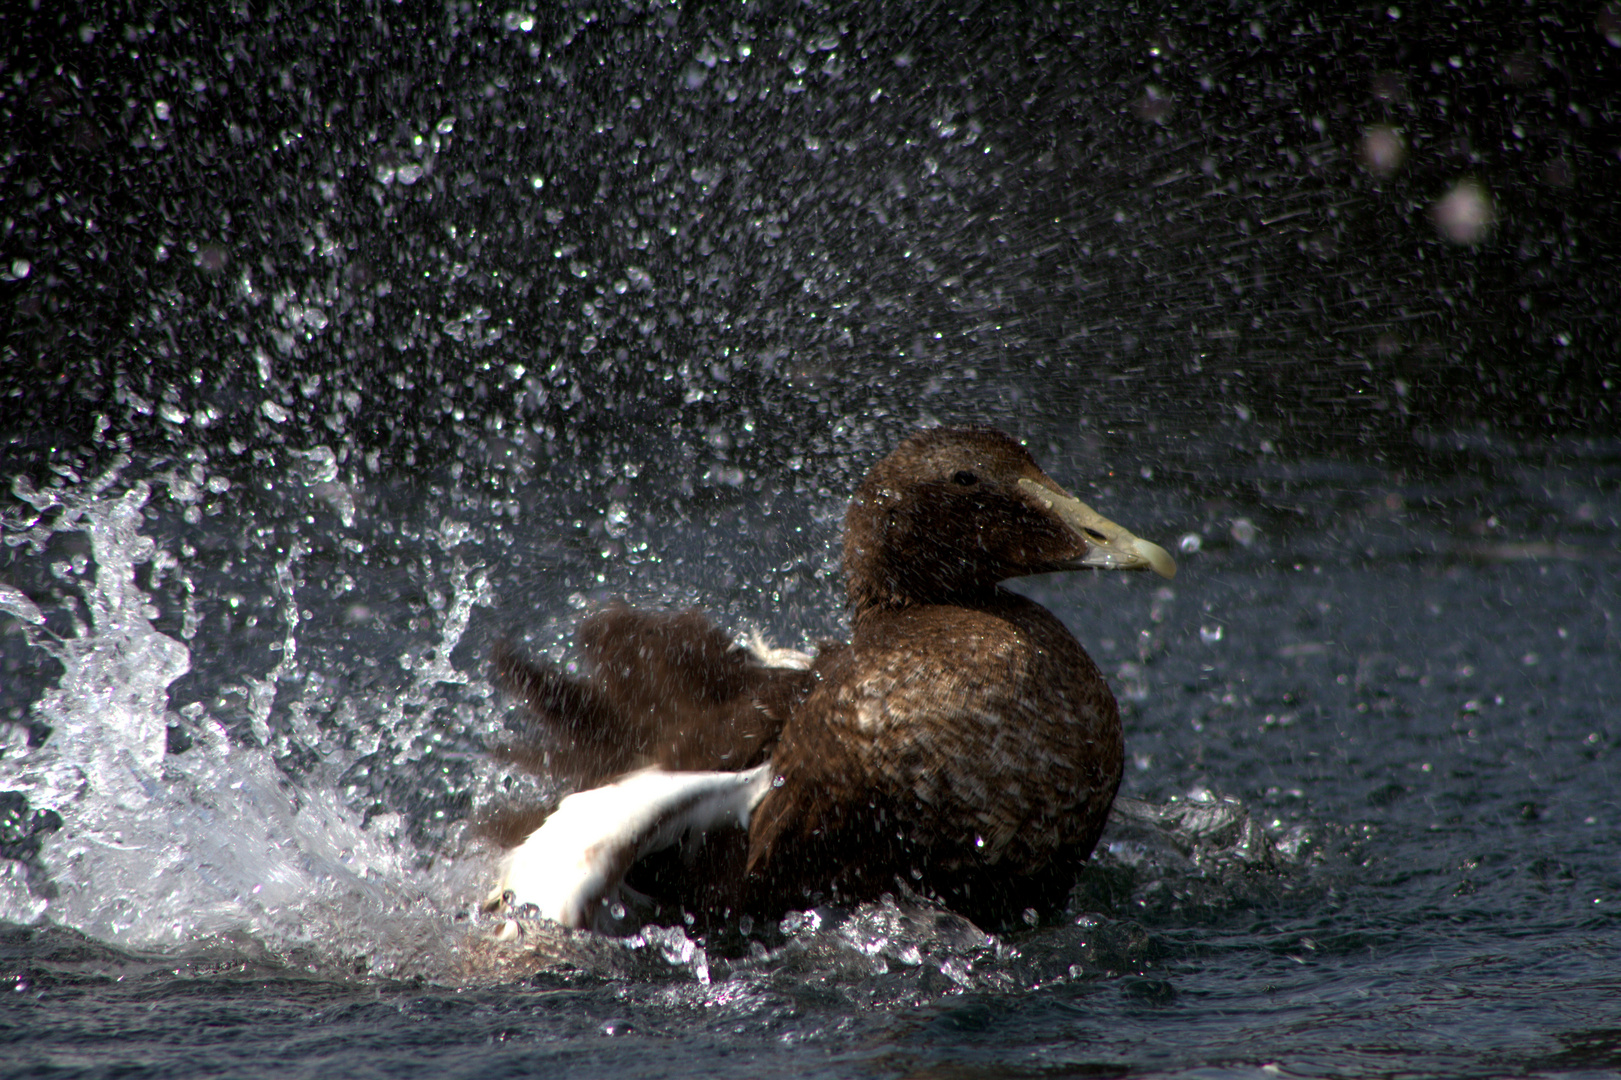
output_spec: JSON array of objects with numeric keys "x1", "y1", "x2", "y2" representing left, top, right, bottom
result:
[{"x1": 3, "y1": 1, "x2": 1617, "y2": 487}]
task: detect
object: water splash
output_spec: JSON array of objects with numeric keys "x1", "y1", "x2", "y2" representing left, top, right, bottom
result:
[
  {"x1": 11, "y1": 469, "x2": 187, "y2": 813},
  {"x1": 0, "y1": 461, "x2": 493, "y2": 974}
]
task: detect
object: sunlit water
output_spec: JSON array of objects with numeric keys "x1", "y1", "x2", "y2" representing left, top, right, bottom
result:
[{"x1": 3, "y1": 3, "x2": 1618, "y2": 1077}]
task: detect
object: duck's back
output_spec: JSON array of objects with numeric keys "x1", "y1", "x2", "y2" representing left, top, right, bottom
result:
[{"x1": 746, "y1": 589, "x2": 1123, "y2": 923}]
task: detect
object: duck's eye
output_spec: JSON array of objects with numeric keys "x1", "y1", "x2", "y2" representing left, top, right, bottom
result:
[{"x1": 952, "y1": 470, "x2": 978, "y2": 486}]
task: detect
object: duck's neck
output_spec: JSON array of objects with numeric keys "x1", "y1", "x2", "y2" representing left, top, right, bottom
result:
[
  {"x1": 842, "y1": 496, "x2": 1002, "y2": 614},
  {"x1": 845, "y1": 570, "x2": 1002, "y2": 619}
]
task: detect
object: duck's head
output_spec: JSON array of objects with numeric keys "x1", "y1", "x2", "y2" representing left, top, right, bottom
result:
[{"x1": 843, "y1": 426, "x2": 1176, "y2": 612}]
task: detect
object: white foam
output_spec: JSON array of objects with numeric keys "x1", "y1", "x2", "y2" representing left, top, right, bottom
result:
[{"x1": 0, "y1": 462, "x2": 495, "y2": 975}]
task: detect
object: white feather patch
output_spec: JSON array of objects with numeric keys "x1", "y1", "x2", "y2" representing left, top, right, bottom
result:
[
  {"x1": 492, "y1": 765, "x2": 773, "y2": 930},
  {"x1": 741, "y1": 627, "x2": 814, "y2": 670}
]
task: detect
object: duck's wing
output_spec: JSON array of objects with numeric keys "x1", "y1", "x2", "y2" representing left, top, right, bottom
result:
[
  {"x1": 490, "y1": 638, "x2": 641, "y2": 787},
  {"x1": 580, "y1": 604, "x2": 781, "y2": 709},
  {"x1": 579, "y1": 604, "x2": 811, "y2": 771},
  {"x1": 491, "y1": 606, "x2": 816, "y2": 787},
  {"x1": 488, "y1": 765, "x2": 773, "y2": 931}
]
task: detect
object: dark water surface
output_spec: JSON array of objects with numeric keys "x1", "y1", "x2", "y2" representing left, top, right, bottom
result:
[{"x1": 3, "y1": 3, "x2": 1619, "y2": 1078}]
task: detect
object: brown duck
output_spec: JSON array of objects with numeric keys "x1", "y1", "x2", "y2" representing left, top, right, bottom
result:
[{"x1": 484, "y1": 426, "x2": 1175, "y2": 932}]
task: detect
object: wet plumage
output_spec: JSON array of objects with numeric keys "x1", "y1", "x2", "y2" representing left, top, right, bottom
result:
[{"x1": 485, "y1": 426, "x2": 1174, "y2": 931}]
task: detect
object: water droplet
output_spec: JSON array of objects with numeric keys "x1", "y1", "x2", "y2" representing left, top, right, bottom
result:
[
  {"x1": 1433, "y1": 180, "x2": 1495, "y2": 245},
  {"x1": 1361, "y1": 125, "x2": 1404, "y2": 176}
]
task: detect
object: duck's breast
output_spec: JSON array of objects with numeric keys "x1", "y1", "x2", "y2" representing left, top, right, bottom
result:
[{"x1": 751, "y1": 591, "x2": 1122, "y2": 887}]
